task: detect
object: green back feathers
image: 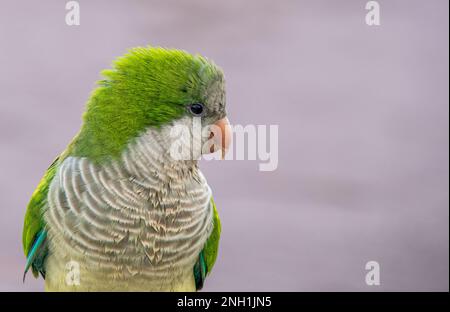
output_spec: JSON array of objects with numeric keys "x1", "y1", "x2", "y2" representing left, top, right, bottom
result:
[
  {"x1": 70, "y1": 47, "x2": 223, "y2": 163},
  {"x1": 22, "y1": 158, "x2": 59, "y2": 258}
]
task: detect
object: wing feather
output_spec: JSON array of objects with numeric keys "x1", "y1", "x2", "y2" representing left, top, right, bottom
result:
[
  {"x1": 22, "y1": 157, "x2": 59, "y2": 280},
  {"x1": 194, "y1": 196, "x2": 221, "y2": 290}
]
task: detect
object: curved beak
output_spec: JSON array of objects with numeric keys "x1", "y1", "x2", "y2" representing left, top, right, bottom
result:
[{"x1": 211, "y1": 117, "x2": 232, "y2": 159}]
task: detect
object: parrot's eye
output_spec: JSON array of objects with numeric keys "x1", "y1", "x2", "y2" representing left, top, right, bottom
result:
[{"x1": 188, "y1": 103, "x2": 204, "y2": 116}]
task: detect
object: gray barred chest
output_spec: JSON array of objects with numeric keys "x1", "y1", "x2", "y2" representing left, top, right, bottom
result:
[{"x1": 44, "y1": 155, "x2": 213, "y2": 279}]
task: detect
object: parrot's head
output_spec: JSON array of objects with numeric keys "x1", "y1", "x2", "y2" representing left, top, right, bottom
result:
[{"x1": 72, "y1": 47, "x2": 230, "y2": 163}]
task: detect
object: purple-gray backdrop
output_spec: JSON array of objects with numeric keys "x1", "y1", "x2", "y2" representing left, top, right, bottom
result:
[{"x1": 0, "y1": 0, "x2": 448, "y2": 291}]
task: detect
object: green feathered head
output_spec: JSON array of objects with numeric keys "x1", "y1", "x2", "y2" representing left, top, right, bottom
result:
[{"x1": 70, "y1": 46, "x2": 227, "y2": 162}]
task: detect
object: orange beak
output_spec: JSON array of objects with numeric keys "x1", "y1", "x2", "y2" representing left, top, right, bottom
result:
[{"x1": 211, "y1": 117, "x2": 232, "y2": 159}]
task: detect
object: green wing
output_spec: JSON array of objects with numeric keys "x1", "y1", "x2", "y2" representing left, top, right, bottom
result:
[
  {"x1": 203, "y1": 197, "x2": 221, "y2": 272},
  {"x1": 22, "y1": 157, "x2": 59, "y2": 278},
  {"x1": 194, "y1": 196, "x2": 222, "y2": 290}
]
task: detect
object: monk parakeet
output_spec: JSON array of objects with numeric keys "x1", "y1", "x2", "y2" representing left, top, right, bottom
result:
[{"x1": 22, "y1": 47, "x2": 230, "y2": 291}]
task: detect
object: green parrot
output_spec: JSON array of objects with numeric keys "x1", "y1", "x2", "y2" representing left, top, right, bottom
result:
[{"x1": 22, "y1": 47, "x2": 230, "y2": 291}]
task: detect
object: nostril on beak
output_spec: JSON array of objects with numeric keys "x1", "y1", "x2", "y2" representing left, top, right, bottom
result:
[{"x1": 209, "y1": 131, "x2": 215, "y2": 153}]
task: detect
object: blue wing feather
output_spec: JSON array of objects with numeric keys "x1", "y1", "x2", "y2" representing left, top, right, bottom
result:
[
  {"x1": 23, "y1": 230, "x2": 47, "y2": 282},
  {"x1": 193, "y1": 250, "x2": 207, "y2": 290}
]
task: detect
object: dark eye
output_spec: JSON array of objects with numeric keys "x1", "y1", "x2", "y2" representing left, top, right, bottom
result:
[{"x1": 188, "y1": 103, "x2": 204, "y2": 116}]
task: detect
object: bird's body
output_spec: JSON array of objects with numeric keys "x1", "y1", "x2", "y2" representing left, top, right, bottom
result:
[
  {"x1": 22, "y1": 47, "x2": 228, "y2": 291},
  {"x1": 44, "y1": 125, "x2": 213, "y2": 291}
]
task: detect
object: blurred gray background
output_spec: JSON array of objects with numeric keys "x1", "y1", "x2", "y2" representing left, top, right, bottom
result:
[{"x1": 0, "y1": 0, "x2": 448, "y2": 291}]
